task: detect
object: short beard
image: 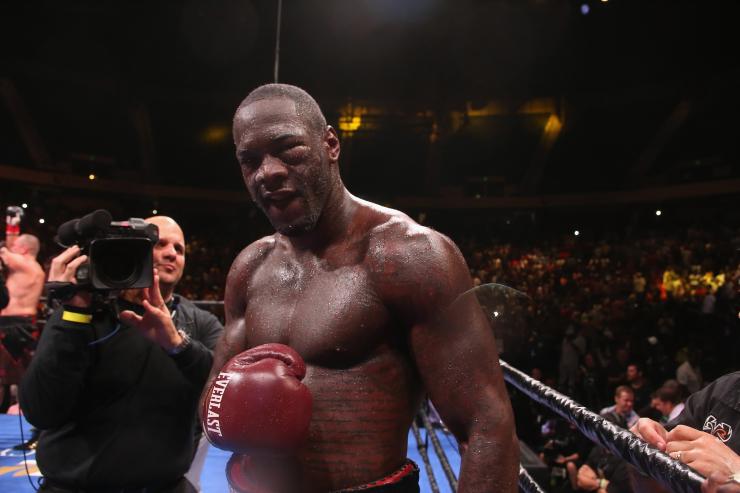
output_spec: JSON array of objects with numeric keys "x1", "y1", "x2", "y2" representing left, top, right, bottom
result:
[{"x1": 272, "y1": 208, "x2": 321, "y2": 236}]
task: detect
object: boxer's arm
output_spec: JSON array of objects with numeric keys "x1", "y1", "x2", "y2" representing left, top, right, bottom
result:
[
  {"x1": 200, "y1": 244, "x2": 260, "y2": 418},
  {"x1": 0, "y1": 281, "x2": 8, "y2": 309},
  {"x1": 0, "y1": 247, "x2": 24, "y2": 271},
  {"x1": 400, "y1": 231, "x2": 519, "y2": 493}
]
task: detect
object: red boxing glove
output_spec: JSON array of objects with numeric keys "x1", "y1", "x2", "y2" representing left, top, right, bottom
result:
[
  {"x1": 202, "y1": 343, "x2": 312, "y2": 456},
  {"x1": 6, "y1": 205, "x2": 23, "y2": 236}
]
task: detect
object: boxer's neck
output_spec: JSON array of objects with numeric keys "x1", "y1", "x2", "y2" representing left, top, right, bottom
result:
[{"x1": 285, "y1": 186, "x2": 356, "y2": 252}]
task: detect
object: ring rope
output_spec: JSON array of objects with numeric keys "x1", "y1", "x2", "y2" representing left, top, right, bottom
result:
[
  {"x1": 419, "y1": 408, "x2": 459, "y2": 491},
  {"x1": 518, "y1": 465, "x2": 546, "y2": 493},
  {"x1": 416, "y1": 407, "x2": 547, "y2": 492},
  {"x1": 499, "y1": 359, "x2": 706, "y2": 493},
  {"x1": 411, "y1": 422, "x2": 441, "y2": 493}
]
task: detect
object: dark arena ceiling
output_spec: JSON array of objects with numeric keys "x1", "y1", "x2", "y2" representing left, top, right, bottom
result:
[{"x1": 1, "y1": 0, "x2": 739, "y2": 210}]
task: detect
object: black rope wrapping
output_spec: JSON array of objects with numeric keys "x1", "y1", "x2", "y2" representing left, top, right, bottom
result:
[
  {"x1": 419, "y1": 409, "x2": 459, "y2": 491},
  {"x1": 500, "y1": 360, "x2": 705, "y2": 493},
  {"x1": 518, "y1": 465, "x2": 546, "y2": 493},
  {"x1": 411, "y1": 422, "x2": 441, "y2": 493}
]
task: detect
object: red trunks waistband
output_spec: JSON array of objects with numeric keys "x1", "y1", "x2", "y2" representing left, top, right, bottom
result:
[{"x1": 334, "y1": 460, "x2": 419, "y2": 492}]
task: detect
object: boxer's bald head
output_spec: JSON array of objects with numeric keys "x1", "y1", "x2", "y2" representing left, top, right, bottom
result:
[
  {"x1": 233, "y1": 83, "x2": 327, "y2": 138},
  {"x1": 13, "y1": 234, "x2": 40, "y2": 258}
]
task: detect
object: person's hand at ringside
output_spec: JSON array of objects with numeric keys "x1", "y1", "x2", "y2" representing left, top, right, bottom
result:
[
  {"x1": 119, "y1": 270, "x2": 183, "y2": 352},
  {"x1": 665, "y1": 425, "x2": 740, "y2": 478},
  {"x1": 702, "y1": 472, "x2": 740, "y2": 493},
  {"x1": 631, "y1": 417, "x2": 669, "y2": 451}
]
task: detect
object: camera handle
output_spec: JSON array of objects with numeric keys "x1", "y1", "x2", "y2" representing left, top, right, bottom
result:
[
  {"x1": 45, "y1": 281, "x2": 80, "y2": 302},
  {"x1": 45, "y1": 281, "x2": 119, "y2": 306}
]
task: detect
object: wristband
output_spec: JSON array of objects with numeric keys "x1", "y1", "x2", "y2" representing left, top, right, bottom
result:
[
  {"x1": 599, "y1": 478, "x2": 607, "y2": 490},
  {"x1": 5, "y1": 224, "x2": 19, "y2": 236},
  {"x1": 167, "y1": 329, "x2": 192, "y2": 355},
  {"x1": 62, "y1": 310, "x2": 93, "y2": 324}
]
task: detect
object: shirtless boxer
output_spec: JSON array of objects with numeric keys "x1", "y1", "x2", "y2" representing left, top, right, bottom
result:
[
  {"x1": 0, "y1": 207, "x2": 44, "y2": 381},
  {"x1": 204, "y1": 84, "x2": 518, "y2": 492},
  {"x1": 1, "y1": 207, "x2": 44, "y2": 319}
]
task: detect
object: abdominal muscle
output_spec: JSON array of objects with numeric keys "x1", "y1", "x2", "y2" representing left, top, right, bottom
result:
[{"x1": 298, "y1": 349, "x2": 422, "y2": 492}]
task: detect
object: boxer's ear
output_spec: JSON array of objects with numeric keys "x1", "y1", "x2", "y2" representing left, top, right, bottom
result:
[{"x1": 323, "y1": 125, "x2": 340, "y2": 163}]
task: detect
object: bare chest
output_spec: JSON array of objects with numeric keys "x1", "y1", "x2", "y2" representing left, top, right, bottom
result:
[{"x1": 243, "y1": 260, "x2": 392, "y2": 367}]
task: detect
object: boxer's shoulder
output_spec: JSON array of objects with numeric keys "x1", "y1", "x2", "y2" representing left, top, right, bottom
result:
[
  {"x1": 365, "y1": 211, "x2": 463, "y2": 275},
  {"x1": 363, "y1": 208, "x2": 470, "y2": 308},
  {"x1": 229, "y1": 235, "x2": 279, "y2": 276},
  {"x1": 225, "y1": 235, "x2": 279, "y2": 301}
]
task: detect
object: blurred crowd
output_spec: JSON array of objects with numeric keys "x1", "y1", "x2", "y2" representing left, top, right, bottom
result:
[{"x1": 456, "y1": 227, "x2": 739, "y2": 491}]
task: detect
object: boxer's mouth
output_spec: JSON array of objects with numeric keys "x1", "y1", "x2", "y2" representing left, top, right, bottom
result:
[{"x1": 262, "y1": 189, "x2": 298, "y2": 204}]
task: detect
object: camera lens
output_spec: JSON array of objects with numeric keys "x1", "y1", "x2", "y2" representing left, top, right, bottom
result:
[{"x1": 89, "y1": 238, "x2": 152, "y2": 290}]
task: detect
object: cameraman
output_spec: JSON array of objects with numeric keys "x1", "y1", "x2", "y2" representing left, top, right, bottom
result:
[{"x1": 19, "y1": 216, "x2": 223, "y2": 493}]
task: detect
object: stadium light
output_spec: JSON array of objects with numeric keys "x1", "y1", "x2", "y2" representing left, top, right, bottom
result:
[
  {"x1": 574, "y1": 230, "x2": 580, "y2": 236},
  {"x1": 21, "y1": 203, "x2": 28, "y2": 208},
  {"x1": 39, "y1": 218, "x2": 45, "y2": 224},
  {"x1": 655, "y1": 210, "x2": 662, "y2": 216}
]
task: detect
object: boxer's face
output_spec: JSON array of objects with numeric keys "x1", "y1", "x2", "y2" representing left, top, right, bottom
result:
[{"x1": 234, "y1": 98, "x2": 333, "y2": 236}]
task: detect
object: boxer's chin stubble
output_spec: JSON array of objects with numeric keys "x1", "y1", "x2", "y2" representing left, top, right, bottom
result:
[{"x1": 258, "y1": 199, "x2": 320, "y2": 237}]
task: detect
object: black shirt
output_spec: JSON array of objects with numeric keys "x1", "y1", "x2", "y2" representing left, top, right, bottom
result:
[
  {"x1": 667, "y1": 371, "x2": 740, "y2": 454},
  {"x1": 19, "y1": 295, "x2": 223, "y2": 489}
]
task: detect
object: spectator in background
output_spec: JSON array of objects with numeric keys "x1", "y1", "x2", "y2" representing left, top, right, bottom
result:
[
  {"x1": 653, "y1": 381, "x2": 685, "y2": 423},
  {"x1": 677, "y1": 348, "x2": 704, "y2": 394},
  {"x1": 576, "y1": 445, "x2": 631, "y2": 493},
  {"x1": 559, "y1": 325, "x2": 584, "y2": 396},
  {"x1": 600, "y1": 386, "x2": 639, "y2": 429},
  {"x1": 578, "y1": 352, "x2": 605, "y2": 411},
  {"x1": 606, "y1": 348, "x2": 630, "y2": 395},
  {"x1": 626, "y1": 362, "x2": 653, "y2": 414}
]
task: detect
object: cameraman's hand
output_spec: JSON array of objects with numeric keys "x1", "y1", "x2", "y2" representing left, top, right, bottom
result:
[
  {"x1": 49, "y1": 245, "x2": 91, "y2": 308},
  {"x1": 119, "y1": 270, "x2": 183, "y2": 352}
]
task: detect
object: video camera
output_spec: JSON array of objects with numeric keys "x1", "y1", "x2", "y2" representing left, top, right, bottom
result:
[{"x1": 56, "y1": 209, "x2": 159, "y2": 291}]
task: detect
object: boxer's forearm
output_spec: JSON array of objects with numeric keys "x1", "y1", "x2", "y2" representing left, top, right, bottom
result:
[
  {"x1": 457, "y1": 433, "x2": 519, "y2": 493},
  {"x1": 458, "y1": 427, "x2": 519, "y2": 493}
]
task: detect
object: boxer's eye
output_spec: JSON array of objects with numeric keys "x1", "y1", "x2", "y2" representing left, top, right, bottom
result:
[
  {"x1": 238, "y1": 151, "x2": 261, "y2": 170},
  {"x1": 279, "y1": 145, "x2": 308, "y2": 165}
]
